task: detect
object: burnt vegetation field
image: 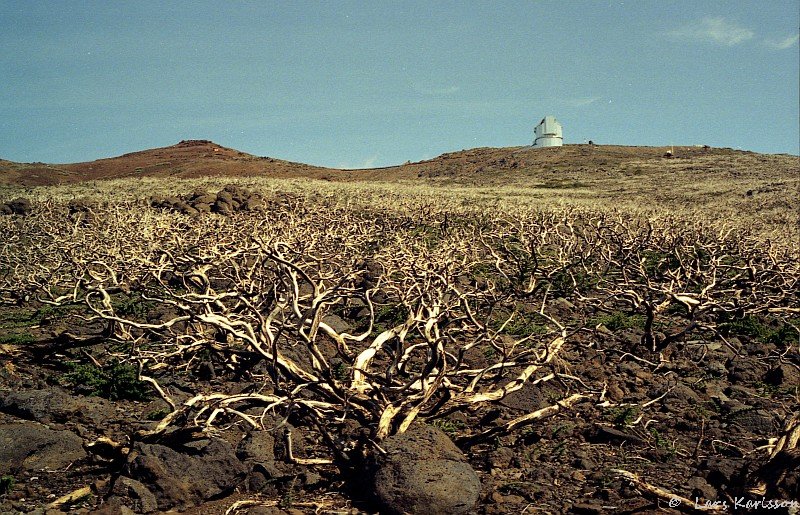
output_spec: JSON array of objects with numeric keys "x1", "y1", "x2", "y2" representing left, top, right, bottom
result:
[{"x1": 0, "y1": 144, "x2": 798, "y2": 514}]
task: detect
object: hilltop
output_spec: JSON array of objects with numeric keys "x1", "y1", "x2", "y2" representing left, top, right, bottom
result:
[
  {"x1": 1, "y1": 140, "x2": 797, "y2": 189},
  {"x1": 0, "y1": 140, "x2": 336, "y2": 187}
]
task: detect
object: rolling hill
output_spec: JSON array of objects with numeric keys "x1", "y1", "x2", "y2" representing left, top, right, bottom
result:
[{"x1": 1, "y1": 139, "x2": 797, "y2": 188}]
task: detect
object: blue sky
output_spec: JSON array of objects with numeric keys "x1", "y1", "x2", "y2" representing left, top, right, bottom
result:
[{"x1": 1, "y1": 1, "x2": 798, "y2": 168}]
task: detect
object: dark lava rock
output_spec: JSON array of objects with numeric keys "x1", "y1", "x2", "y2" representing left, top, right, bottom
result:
[
  {"x1": 371, "y1": 425, "x2": 481, "y2": 515},
  {"x1": 124, "y1": 438, "x2": 247, "y2": 511},
  {"x1": 236, "y1": 429, "x2": 293, "y2": 492},
  {"x1": 0, "y1": 388, "x2": 115, "y2": 426},
  {"x1": 704, "y1": 456, "x2": 746, "y2": 488},
  {"x1": 216, "y1": 191, "x2": 234, "y2": 204},
  {"x1": 213, "y1": 200, "x2": 233, "y2": 215},
  {"x1": 7, "y1": 197, "x2": 33, "y2": 215},
  {"x1": 236, "y1": 430, "x2": 276, "y2": 463},
  {"x1": 486, "y1": 446, "x2": 515, "y2": 469},
  {"x1": 587, "y1": 425, "x2": 645, "y2": 445},
  {"x1": 110, "y1": 477, "x2": 159, "y2": 514},
  {"x1": 728, "y1": 408, "x2": 778, "y2": 435},
  {"x1": 764, "y1": 364, "x2": 800, "y2": 387},
  {"x1": 192, "y1": 194, "x2": 216, "y2": 204},
  {"x1": 686, "y1": 475, "x2": 718, "y2": 502},
  {"x1": 727, "y1": 360, "x2": 765, "y2": 383},
  {"x1": 749, "y1": 449, "x2": 799, "y2": 498},
  {"x1": 0, "y1": 421, "x2": 86, "y2": 474},
  {"x1": 242, "y1": 197, "x2": 265, "y2": 211},
  {"x1": 570, "y1": 503, "x2": 605, "y2": 514}
]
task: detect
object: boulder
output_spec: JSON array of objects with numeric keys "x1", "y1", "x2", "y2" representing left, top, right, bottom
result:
[
  {"x1": 191, "y1": 194, "x2": 216, "y2": 205},
  {"x1": 8, "y1": 198, "x2": 32, "y2": 215},
  {"x1": 242, "y1": 198, "x2": 265, "y2": 211},
  {"x1": 0, "y1": 388, "x2": 115, "y2": 426},
  {"x1": 216, "y1": 191, "x2": 234, "y2": 204},
  {"x1": 764, "y1": 364, "x2": 800, "y2": 387},
  {"x1": 110, "y1": 477, "x2": 159, "y2": 514},
  {"x1": 212, "y1": 201, "x2": 232, "y2": 215},
  {"x1": 0, "y1": 422, "x2": 86, "y2": 474},
  {"x1": 124, "y1": 438, "x2": 247, "y2": 511},
  {"x1": 371, "y1": 425, "x2": 481, "y2": 515},
  {"x1": 728, "y1": 408, "x2": 778, "y2": 435}
]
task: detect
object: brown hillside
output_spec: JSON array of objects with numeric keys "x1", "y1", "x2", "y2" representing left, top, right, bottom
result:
[
  {"x1": 0, "y1": 140, "x2": 337, "y2": 187},
  {"x1": 2, "y1": 141, "x2": 797, "y2": 189}
]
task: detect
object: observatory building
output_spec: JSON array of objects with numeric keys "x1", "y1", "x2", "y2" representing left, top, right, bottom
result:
[{"x1": 532, "y1": 116, "x2": 563, "y2": 148}]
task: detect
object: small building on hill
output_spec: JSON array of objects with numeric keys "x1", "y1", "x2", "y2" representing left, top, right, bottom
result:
[{"x1": 532, "y1": 116, "x2": 563, "y2": 148}]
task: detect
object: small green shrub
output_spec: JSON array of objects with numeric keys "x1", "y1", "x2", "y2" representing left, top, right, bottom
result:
[
  {"x1": 591, "y1": 312, "x2": 645, "y2": 331},
  {"x1": 489, "y1": 309, "x2": 548, "y2": 337},
  {"x1": 765, "y1": 322, "x2": 799, "y2": 346},
  {"x1": 640, "y1": 250, "x2": 681, "y2": 276},
  {"x1": 331, "y1": 361, "x2": 349, "y2": 381},
  {"x1": 64, "y1": 361, "x2": 150, "y2": 401},
  {"x1": 719, "y1": 315, "x2": 799, "y2": 346},
  {"x1": 0, "y1": 333, "x2": 35, "y2": 345},
  {"x1": 0, "y1": 475, "x2": 15, "y2": 495},
  {"x1": 430, "y1": 418, "x2": 466, "y2": 437},
  {"x1": 649, "y1": 428, "x2": 677, "y2": 462},
  {"x1": 608, "y1": 406, "x2": 639, "y2": 428},
  {"x1": 547, "y1": 268, "x2": 595, "y2": 296},
  {"x1": 1, "y1": 305, "x2": 82, "y2": 331},
  {"x1": 370, "y1": 303, "x2": 409, "y2": 337},
  {"x1": 113, "y1": 296, "x2": 155, "y2": 319}
]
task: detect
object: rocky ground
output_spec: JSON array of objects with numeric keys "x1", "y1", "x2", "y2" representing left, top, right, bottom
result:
[
  {"x1": 1, "y1": 293, "x2": 798, "y2": 514},
  {"x1": 0, "y1": 180, "x2": 798, "y2": 514}
]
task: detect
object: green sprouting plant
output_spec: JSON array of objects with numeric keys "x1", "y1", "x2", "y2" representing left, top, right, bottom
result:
[
  {"x1": 145, "y1": 407, "x2": 171, "y2": 421},
  {"x1": 649, "y1": 428, "x2": 676, "y2": 462},
  {"x1": 331, "y1": 361, "x2": 349, "y2": 381},
  {"x1": 765, "y1": 321, "x2": 800, "y2": 346},
  {"x1": 0, "y1": 475, "x2": 15, "y2": 495},
  {"x1": 490, "y1": 309, "x2": 548, "y2": 337},
  {"x1": 29, "y1": 304, "x2": 79, "y2": 325},
  {"x1": 0, "y1": 308, "x2": 36, "y2": 329},
  {"x1": 547, "y1": 268, "x2": 596, "y2": 297},
  {"x1": 370, "y1": 303, "x2": 409, "y2": 337},
  {"x1": 552, "y1": 440, "x2": 568, "y2": 458},
  {"x1": 113, "y1": 295, "x2": 155, "y2": 319},
  {"x1": 0, "y1": 333, "x2": 35, "y2": 345},
  {"x1": 591, "y1": 311, "x2": 645, "y2": 331},
  {"x1": 608, "y1": 405, "x2": 640, "y2": 428},
  {"x1": 719, "y1": 315, "x2": 768, "y2": 339},
  {"x1": 551, "y1": 422, "x2": 575, "y2": 439},
  {"x1": 430, "y1": 418, "x2": 466, "y2": 438},
  {"x1": 63, "y1": 361, "x2": 150, "y2": 401},
  {"x1": 279, "y1": 477, "x2": 297, "y2": 509},
  {"x1": 719, "y1": 315, "x2": 799, "y2": 346},
  {"x1": 640, "y1": 249, "x2": 681, "y2": 277}
]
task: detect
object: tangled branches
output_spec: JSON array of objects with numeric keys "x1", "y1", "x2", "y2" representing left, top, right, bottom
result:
[{"x1": 2, "y1": 194, "x2": 798, "y2": 471}]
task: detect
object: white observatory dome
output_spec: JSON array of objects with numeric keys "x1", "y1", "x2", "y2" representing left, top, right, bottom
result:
[{"x1": 533, "y1": 116, "x2": 563, "y2": 148}]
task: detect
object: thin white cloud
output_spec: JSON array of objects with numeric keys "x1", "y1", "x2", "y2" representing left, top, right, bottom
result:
[
  {"x1": 337, "y1": 154, "x2": 379, "y2": 169},
  {"x1": 561, "y1": 96, "x2": 600, "y2": 108},
  {"x1": 764, "y1": 34, "x2": 799, "y2": 50},
  {"x1": 667, "y1": 17, "x2": 754, "y2": 46},
  {"x1": 411, "y1": 84, "x2": 461, "y2": 96}
]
